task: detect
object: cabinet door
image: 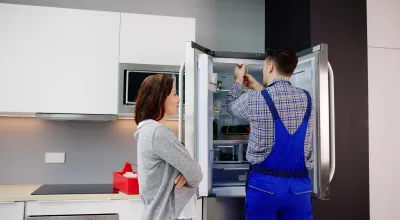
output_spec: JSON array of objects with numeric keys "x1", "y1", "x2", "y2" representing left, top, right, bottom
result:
[
  {"x1": 120, "y1": 13, "x2": 195, "y2": 66},
  {"x1": 25, "y1": 200, "x2": 118, "y2": 216},
  {"x1": 0, "y1": 3, "x2": 120, "y2": 114},
  {"x1": 114, "y1": 199, "x2": 143, "y2": 220},
  {"x1": 0, "y1": 202, "x2": 24, "y2": 220}
]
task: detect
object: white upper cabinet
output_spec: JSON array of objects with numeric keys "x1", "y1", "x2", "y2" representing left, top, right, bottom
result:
[
  {"x1": 0, "y1": 3, "x2": 120, "y2": 114},
  {"x1": 120, "y1": 13, "x2": 195, "y2": 66}
]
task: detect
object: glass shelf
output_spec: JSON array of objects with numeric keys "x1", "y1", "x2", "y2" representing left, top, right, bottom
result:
[
  {"x1": 210, "y1": 110, "x2": 235, "y2": 120},
  {"x1": 216, "y1": 89, "x2": 251, "y2": 93}
]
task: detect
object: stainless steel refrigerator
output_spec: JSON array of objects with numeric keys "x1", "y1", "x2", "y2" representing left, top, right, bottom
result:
[{"x1": 177, "y1": 42, "x2": 335, "y2": 220}]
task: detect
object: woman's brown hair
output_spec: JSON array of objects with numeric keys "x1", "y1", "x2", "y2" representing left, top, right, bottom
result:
[{"x1": 134, "y1": 74, "x2": 174, "y2": 125}]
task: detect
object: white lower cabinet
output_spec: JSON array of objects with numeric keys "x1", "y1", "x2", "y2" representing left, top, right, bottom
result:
[
  {"x1": 25, "y1": 199, "x2": 143, "y2": 220},
  {"x1": 114, "y1": 199, "x2": 143, "y2": 220},
  {"x1": 23, "y1": 198, "x2": 200, "y2": 219},
  {"x1": 0, "y1": 202, "x2": 24, "y2": 220}
]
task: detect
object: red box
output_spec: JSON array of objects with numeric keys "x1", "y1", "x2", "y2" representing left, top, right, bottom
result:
[{"x1": 112, "y1": 161, "x2": 139, "y2": 194}]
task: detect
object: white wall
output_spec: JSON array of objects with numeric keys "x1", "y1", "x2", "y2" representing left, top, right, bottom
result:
[{"x1": 367, "y1": 0, "x2": 400, "y2": 219}]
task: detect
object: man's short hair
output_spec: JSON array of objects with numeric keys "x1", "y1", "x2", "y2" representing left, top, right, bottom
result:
[{"x1": 265, "y1": 48, "x2": 298, "y2": 76}]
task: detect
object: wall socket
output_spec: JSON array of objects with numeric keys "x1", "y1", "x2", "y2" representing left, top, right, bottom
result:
[{"x1": 45, "y1": 152, "x2": 66, "y2": 164}]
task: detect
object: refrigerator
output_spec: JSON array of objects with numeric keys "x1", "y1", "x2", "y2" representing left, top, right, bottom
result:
[{"x1": 177, "y1": 42, "x2": 335, "y2": 220}]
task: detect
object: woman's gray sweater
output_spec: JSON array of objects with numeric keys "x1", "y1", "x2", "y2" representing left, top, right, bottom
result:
[{"x1": 134, "y1": 120, "x2": 203, "y2": 220}]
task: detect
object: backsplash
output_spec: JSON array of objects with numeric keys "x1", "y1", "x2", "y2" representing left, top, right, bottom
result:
[{"x1": 0, "y1": 118, "x2": 179, "y2": 184}]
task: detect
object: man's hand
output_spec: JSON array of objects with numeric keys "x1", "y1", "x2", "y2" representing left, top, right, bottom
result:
[
  {"x1": 244, "y1": 74, "x2": 264, "y2": 91},
  {"x1": 174, "y1": 173, "x2": 187, "y2": 189},
  {"x1": 234, "y1": 64, "x2": 247, "y2": 84}
]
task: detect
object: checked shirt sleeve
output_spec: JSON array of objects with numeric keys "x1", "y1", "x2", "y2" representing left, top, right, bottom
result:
[{"x1": 226, "y1": 81, "x2": 251, "y2": 121}]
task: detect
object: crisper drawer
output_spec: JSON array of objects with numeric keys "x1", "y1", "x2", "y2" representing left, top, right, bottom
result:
[
  {"x1": 212, "y1": 164, "x2": 250, "y2": 187},
  {"x1": 213, "y1": 140, "x2": 248, "y2": 163}
]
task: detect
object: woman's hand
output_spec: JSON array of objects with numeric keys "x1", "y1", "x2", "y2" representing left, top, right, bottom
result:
[{"x1": 174, "y1": 173, "x2": 187, "y2": 189}]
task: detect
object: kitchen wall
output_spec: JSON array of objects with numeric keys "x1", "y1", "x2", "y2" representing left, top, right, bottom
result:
[
  {"x1": 0, "y1": 118, "x2": 179, "y2": 184},
  {"x1": 0, "y1": 0, "x2": 265, "y2": 53},
  {"x1": 367, "y1": 0, "x2": 400, "y2": 219},
  {"x1": 0, "y1": 0, "x2": 264, "y2": 184}
]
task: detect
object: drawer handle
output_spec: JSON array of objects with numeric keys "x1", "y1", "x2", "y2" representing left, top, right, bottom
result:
[{"x1": 223, "y1": 168, "x2": 249, "y2": 171}]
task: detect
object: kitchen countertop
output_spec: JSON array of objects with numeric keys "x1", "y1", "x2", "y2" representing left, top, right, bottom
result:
[{"x1": 0, "y1": 184, "x2": 140, "y2": 202}]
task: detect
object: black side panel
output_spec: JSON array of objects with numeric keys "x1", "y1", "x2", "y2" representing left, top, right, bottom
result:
[
  {"x1": 310, "y1": 0, "x2": 370, "y2": 219},
  {"x1": 265, "y1": 0, "x2": 311, "y2": 52},
  {"x1": 191, "y1": 41, "x2": 213, "y2": 55}
]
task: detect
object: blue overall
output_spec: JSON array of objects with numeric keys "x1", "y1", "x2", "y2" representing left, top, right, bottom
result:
[{"x1": 245, "y1": 88, "x2": 313, "y2": 220}]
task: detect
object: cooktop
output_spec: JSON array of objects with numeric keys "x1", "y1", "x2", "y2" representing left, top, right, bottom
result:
[{"x1": 31, "y1": 184, "x2": 118, "y2": 195}]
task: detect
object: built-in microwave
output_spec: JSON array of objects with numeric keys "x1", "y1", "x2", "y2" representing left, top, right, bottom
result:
[{"x1": 118, "y1": 63, "x2": 184, "y2": 118}]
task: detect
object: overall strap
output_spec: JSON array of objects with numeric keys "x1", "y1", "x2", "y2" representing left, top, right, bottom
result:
[
  {"x1": 261, "y1": 89, "x2": 280, "y2": 121},
  {"x1": 303, "y1": 90, "x2": 312, "y2": 122}
]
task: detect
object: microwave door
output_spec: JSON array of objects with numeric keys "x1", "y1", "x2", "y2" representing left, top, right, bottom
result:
[{"x1": 290, "y1": 44, "x2": 335, "y2": 200}]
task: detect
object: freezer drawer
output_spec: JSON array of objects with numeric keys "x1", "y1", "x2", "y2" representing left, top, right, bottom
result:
[{"x1": 203, "y1": 197, "x2": 246, "y2": 220}]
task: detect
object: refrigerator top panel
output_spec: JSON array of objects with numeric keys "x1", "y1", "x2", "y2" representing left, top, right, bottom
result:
[{"x1": 190, "y1": 41, "x2": 324, "y2": 62}]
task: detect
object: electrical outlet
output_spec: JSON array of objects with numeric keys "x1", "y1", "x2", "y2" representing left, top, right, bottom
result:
[{"x1": 45, "y1": 152, "x2": 66, "y2": 164}]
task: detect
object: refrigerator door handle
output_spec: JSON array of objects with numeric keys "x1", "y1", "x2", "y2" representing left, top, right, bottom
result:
[
  {"x1": 328, "y1": 61, "x2": 336, "y2": 182},
  {"x1": 178, "y1": 62, "x2": 185, "y2": 142}
]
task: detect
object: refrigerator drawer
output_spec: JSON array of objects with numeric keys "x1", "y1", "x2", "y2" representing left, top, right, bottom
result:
[
  {"x1": 213, "y1": 140, "x2": 248, "y2": 163},
  {"x1": 212, "y1": 186, "x2": 246, "y2": 197},
  {"x1": 212, "y1": 164, "x2": 250, "y2": 187}
]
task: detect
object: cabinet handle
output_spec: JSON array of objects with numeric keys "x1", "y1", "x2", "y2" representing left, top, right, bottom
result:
[{"x1": 36, "y1": 199, "x2": 108, "y2": 203}]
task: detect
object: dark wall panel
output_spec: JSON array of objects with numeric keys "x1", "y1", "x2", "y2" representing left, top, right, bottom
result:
[
  {"x1": 310, "y1": 0, "x2": 369, "y2": 219},
  {"x1": 265, "y1": 0, "x2": 369, "y2": 219},
  {"x1": 265, "y1": 0, "x2": 311, "y2": 52}
]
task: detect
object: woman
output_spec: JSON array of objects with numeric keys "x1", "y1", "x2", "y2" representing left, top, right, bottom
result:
[{"x1": 133, "y1": 74, "x2": 203, "y2": 220}]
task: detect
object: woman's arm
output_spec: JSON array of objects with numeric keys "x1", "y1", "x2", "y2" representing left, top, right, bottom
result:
[{"x1": 152, "y1": 125, "x2": 203, "y2": 187}]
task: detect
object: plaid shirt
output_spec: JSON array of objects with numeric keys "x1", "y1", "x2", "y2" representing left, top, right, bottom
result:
[{"x1": 226, "y1": 78, "x2": 314, "y2": 169}]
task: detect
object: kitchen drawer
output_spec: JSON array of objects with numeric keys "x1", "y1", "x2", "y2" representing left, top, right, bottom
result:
[
  {"x1": 25, "y1": 200, "x2": 119, "y2": 216},
  {"x1": 0, "y1": 201, "x2": 24, "y2": 220}
]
